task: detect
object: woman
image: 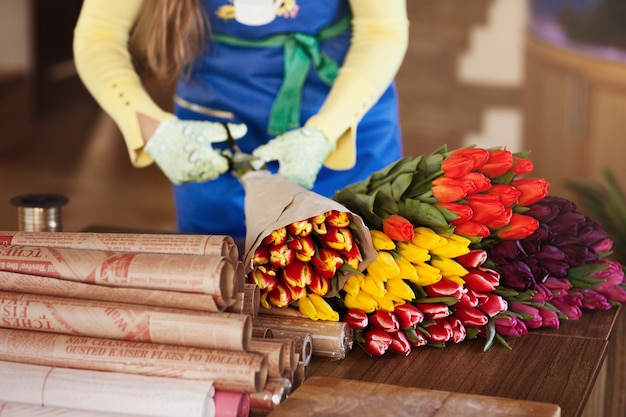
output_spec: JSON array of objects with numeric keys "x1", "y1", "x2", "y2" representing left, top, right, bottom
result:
[{"x1": 73, "y1": 0, "x2": 409, "y2": 239}]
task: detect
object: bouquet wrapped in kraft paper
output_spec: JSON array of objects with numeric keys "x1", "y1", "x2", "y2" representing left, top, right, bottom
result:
[{"x1": 241, "y1": 171, "x2": 378, "y2": 324}]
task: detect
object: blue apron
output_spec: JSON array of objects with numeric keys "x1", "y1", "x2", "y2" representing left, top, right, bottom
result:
[{"x1": 173, "y1": 0, "x2": 403, "y2": 239}]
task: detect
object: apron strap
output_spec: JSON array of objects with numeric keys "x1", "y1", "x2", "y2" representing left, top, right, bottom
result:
[{"x1": 211, "y1": 14, "x2": 352, "y2": 135}]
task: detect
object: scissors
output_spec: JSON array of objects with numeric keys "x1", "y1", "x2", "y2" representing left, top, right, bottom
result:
[{"x1": 221, "y1": 123, "x2": 267, "y2": 177}]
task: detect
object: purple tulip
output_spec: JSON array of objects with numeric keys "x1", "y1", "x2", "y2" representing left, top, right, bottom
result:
[
  {"x1": 501, "y1": 260, "x2": 536, "y2": 290},
  {"x1": 510, "y1": 302, "x2": 542, "y2": 328},
  {"x1": 495, "y1": 315, "x2": 528, "y2": 337},
  {"x1": 538, "y1": 307, "x2": 560, "y2": 329}
]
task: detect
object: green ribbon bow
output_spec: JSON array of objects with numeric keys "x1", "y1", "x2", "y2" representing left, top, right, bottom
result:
[{"x1": 212, "y1": 14, "x2": 351, "y2": 135}]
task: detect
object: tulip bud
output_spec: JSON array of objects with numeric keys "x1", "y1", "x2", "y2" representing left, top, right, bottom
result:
[
  {"x1": 370, "y1": 230, "x2": 396, "y2": 251},
  {"x1": 283, "y1": 260, "x2": 313, "y2": 288},
  {"x1": 361, "y1": 274, "x2": 386, "y2": 298},
  {"x1": 457, "y1": 288, "x2": 479, "y2": 308},
  {"x1": 428, "y1": 237, "x2": 470, "y2": 259},
  {"x1": 455, "y1": 250, "x2": 487, "y2": 268},
  {"x1": 267, "y1": 282, "x2": 292, "y2": 308},
  {"x1": 252, "y1": 245, "x2": 270, "y2": 266},
  {"x1": 395, "y1": 256, "x2": 419, "y2": 282},
  {"x1": 385, "y1": 278, "x2": 416, "y2": 301},
  {"x1": 369, "y1": 310, "x2": 400, "y2": 333},
  {"x1": 343, "y1": 308, "x2": 369, "y2": 330},
  {"x1": 308, "y1": 293, "x2": 339, "y2": 321},
  {"x1": 298, "y1": 295, "x2": 317, "y2": 320},
  {"x1": 310, "y1": 213, "x2": 328, "y2": 235},
  {"x1": 339, "y1": 244, "x2": 363, "y2": 269},
  {"x1": 453, "y1": 220, "x2": 491, "y2": 239},
  {"x1": 396, "y1": 241, "x2": 431, "y2": 264},
  {"x1": 344, "y1": 291, "x2": 378, "y2": 313},
  {"x1": 262, "y1": 227, "x2": 287, "y2": 246},
  {"x1": 446, "y1": 316, "x2": 467, "y2": 343},
  {"x1": 480, "y1": 148, "x2": 513, "y2": 178},
  {"x1": 432, "y1": 177, "x2": 477, "y2": 203},
  {"x1": 341, "y1": 275, "x2": 363, "y2": 296},
  {"x1": 288, "y1": 235, "x2": 316, "y2": 263},
  {"x1": 363, "y1": 329, "x2": 393, "y2": 356},
  {"x1": 496, "y1": 213, "x2": 539, "y2": 240},
  {"x1": 406, "y1": 328, "x2": 428, "y2": 347},
  {"x1": 382, "y1": 214, "x2": 415, "y2": 242},
  {"x1": 250, "y1": 265, "x2": 278, "y2": 292},
  {"x1": 412, "y1": 262, "x2": 442, "y2": 286},
  {"x1": 463, "y1": 268, "x2": 499, "y2": 292},
  {"x1": 311, "y1": 248, "x2": 343, "y2": 278},
  {"x1": 512, "y1": 178, "x2": 550, "y2": 206},
  {"x1": 487, "y1": 184, "x2": 521, "y2": 208},
  {"x1": 370, "y1": 292, "x2": 397, "y2": 312},
  {"x1": 494, "y1": 315, "x2": 528, "y2": 337},
  {"x1": 394, "y1": 303, "x2": 424, "y2": 328},
  {"x1": 322, "y1": 226, "x2": 354, "y2": 252},
  {"x1": 325, "y1": 210, "x2": 351, "y2": 228},
  {"x1": 308, "y1": 272, "x2": 331, "y2": 296},
  {"x1": 287, "y1": 219, "x2": 313, "y2": 237},
  {"x1": 388, "y1": 331, "x2": 412, "y2": 356},
  {"x1": 269, "y1": 244, "x2": 295, "y2": 268},
  {"x1": 430, "y1": 258, "x2": 468, "y2": 278},
  {"x1": 511, "y1": 155, "x2": 533, "y2": 175},
  {"x1": 477, "y1": 292, "x2": 508, "y2": 317},
  {"x1": 288, "y1": 284, "x2": 307, "y2": 301},
  {"x1": 417, "y1": 303, "x2": 450, "y2": 320},
  {"x1": 437, "y1": 202, "x2": 473, "y2": 226},
  {"x1": 510, "y1": 302, "x2": 542, "y2": 328},
  {"x1": 442, "y1": 147, "x2": 490, "y2": 178},
  {"x1": 412, "y1": 227, "x2": 447, "y2": 250},
  {"x1": 366, "y1": 250, "x2": 400, "y2": 281},
  {"x1": 424, "y1": 319, "x2": 453, "y2": 343},
  {"x1": 425, "y1": 278, "x2": 465, "y2": 300},
  {"x1": 454, "y1": 306, "x2": 488, "y2": 327}
]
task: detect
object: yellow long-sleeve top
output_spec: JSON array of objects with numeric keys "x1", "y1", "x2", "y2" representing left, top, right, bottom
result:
[{"x1": 73, "y1": 0, "x2": 409, "y2": 170}]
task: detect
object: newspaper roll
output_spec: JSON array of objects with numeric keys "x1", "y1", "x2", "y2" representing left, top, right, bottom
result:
[
  {"x1": 0, "y1": 328, "x2": 266, "y2": 392},
  {"x1": 0, "y1": 231, "x2": 239, "y2": 260},
  {"x1": 249, "y1": 338, "x2": 285, "y2": 378},
  {"x1": 0, "y1": 360, "x2": 215, "y2": 417},
  {"x1": 0, "y1": 401, "x2": 159, "y2": 417},
  {"x1": 0, "y1": 291, "x2": 251, "y2": 351},
  {"x1": 253, "y1": 315, "x2": 353, "y2": 360},
  {"x1": 229, "y1": 283, "x2": 260, "y2": 317},
  {"x1": 214, "y1": 391, "x2": 250, "y2": 417},
  {"x1": 0, "y1": 245, "x2": 236, "y2": 305},
  {"x1": 249, "y1": 377, "x2": 292, "y2": 414},
  {"x1": 0, "y1": 270, "x2": 222, "y2": 312}
]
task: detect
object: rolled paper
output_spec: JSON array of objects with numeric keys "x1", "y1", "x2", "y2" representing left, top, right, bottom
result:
[
  {"x1": 253, "y1": 315, "x2": 353, "y2": 360},
  {"x1": 228, "y1": 283, "x2": 260, "y2": 318},
  {"x1": 214, "y1": 391, "x2": 250, "y2": 417},
  {"x1": 0, "y1": 291, "x2": 252, "y2": 351},
  {"x1": 0, "y1": 231, "x2": 239, "y2": 260},
  {"x1": 249, "y1": 377, "x2": 293, "y2": 414},
  {"x1": 0, "y1": 245, "x2": 236, "y2": 304},
  {"x1": 292, "y1": 361, "x2": 306, "y2": 391},
  {"x1": 267, "y1": 338, "x2": 298, "y2": 373},
  {"x1": 0, "y1": 270, "x2": 222, "y2": 312},
  {"x1": 0, "y1": 401, "x2": 162, "y2": 417},
  {"x1": 252, "y1": 327, "x2": 273, "y2": 338},
  {"x1": 0, "y1": 360, "x2": 215, "y2": 417},
  {"x1": 0, "y1": 328, "x2": 267, "y2": 392},
  {"x1": 249, "y1": 338, "x2": 285, "y2": 378}
]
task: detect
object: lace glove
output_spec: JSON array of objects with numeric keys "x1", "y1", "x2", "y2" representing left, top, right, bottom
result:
[
  {"x1": 252, "y1": 127, "x2": 336, "y2": 189},
  {"x1": 144, "y1": 119, "x2": 247, "y2": 185}
]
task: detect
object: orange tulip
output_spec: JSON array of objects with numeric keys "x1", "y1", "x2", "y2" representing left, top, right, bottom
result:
[
  {"x1": 496, "y1": 213, "x2": 539, "y2": 240},
  {"x1": 512, "y1": 178, "x2": 550, "y2": 206}
]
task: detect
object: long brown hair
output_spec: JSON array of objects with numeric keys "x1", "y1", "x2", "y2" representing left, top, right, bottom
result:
[{"x1": 131, "y1": 0, "x2": 209, "y2": 81}]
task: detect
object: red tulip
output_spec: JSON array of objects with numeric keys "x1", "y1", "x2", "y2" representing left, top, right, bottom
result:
[
  {"x1": 388, "y1": 331, "x2": 412, "y2": 355},
  {"x1": 308, "y1": 271, "x2": 331, "y2": 296},
  {"x1": 446, "y1": 316, "x2": 467, "y2": 343},
  {"x1": 484, "y1": 207, "x2": 513, "y2": 231},
  {"x1": 267, "y1": 282, "x2": 292, "y2": 307},
  {"x1": 287, "y1": 219, "x2": 313, "y2": 237},
  {"x1": 457, "y1": 289, "x2": 479, "y2": 308},
  {"x1": 479, "y1": 148, "x2": 513, "y2": 178},
  {"x1": 455, "y1": 250, "x2": 487, "y2": 268},
  {"x1": 363, "y1": 329, "x2": 393, "y2": 356},
  {"x1": 487, "y1": 184, "x2": 521, "y2": 208},
  {"x1": 425, "y1": 319, "x2": 453, "y2": 343},
  {"x1": 311, "y1": 247, "x2": 344, "y2": 278},
  {"x1": 417, "y1": 303, "x2": 450, "y2": 320},
  {"x1": 288, "y1": 235, "x2": 316, "y2": 262},
  {"x1": 512, "y1": 178, "x2": 550, "y2": 206},
  {"x1": 511, "y1": 156, "x2": 533, "y2": 176},
  {"x1": 454, "y1": 306, "x2": 489, "y2": 327},
  {"x1": 453, "y1": 220, "x2": 490, "y2": 238},
  {"x1": 325, "y1": 210, "x2": 351, "y2": 228},
  {"x1": 343, "y1": 308, "x2": 369, "y2": 330},
  {"x1": 262, "y1": 227, "x2": 287, "y2": 246},
  {"x1": 465, "y1": 194, "x2": 507, "y2": 224},
  {"x1": 425, "y1": 278, "x2": 465, "y2": 300},
  {"x1": 382, "y1": 214, "x2": 415, "y2": 242},
  {"x1": 369, "y1": 310, "x2": 400, "y2": 333},
  {"x1": 477, "y1": 292, "x2": 508, "y2": 317},
  {"x1": 432, "y1": 177, "x2": 477, "y2": 203},
  {"x1": 283, "y1": 260, "x2": 313, "y2": 288},
  {"x1": 442, "y1": 147, "x2": 490, "y2": 178},
  {"x1": 496, "y1": 213, "x2": 539, "y2": 240},
  {"x1": 250, "y1": 265, "x2": 278, "y2": 292},
  {"x1": 462, "y1": 171, "x2": 491, "y2": 193},
  {"x1": 338, "y1": 243, "x2": 363, "y2": 269},
  {"x1": 437, "y1": 202, "x2": 473, "y2": 225},
  {"x1": 463, "y1": 268, "x2": 500, "y2": 292},
  {"x1": 321, "y1": 226, "x2": 354, "y2": 252},
  {"x1": 252, "y1": 245, "x2": 270, "y2": 266},
  {"x1": 268, "y1": 243, "x2": 295, "y2": 268},
  {"x1": 394, "y1": 303, "x2": 424, "y2": 328}
]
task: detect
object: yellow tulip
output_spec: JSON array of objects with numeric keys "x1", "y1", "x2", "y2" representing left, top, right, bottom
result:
[
  {"x1": 395, "y1": 256, "x2": 419, "y2": 281},
  {"x1": 361, "y1": 274, "x2": 386, "y2": 298},
  {"x1": 370, "y1": 292, "x2": 397, "y2": 312},
  {"x1": 396, "y1": 241, "x2": 431, "y2": 264},
  {"x1": 298, "y1": 295, "x2": 318, "y2": 320},
  {"x1": 448, "y1": 233, "x2": 472, "y2": 246},
  {"x1": 428, "y1": 237, "x2": 471, "y2": 258},
  {"x1": 446, "y1": 275, "x2": 466, "y2": 286},
  {"x1": 412, "y1": 262, "x2": 442, "y2": 286},
  {"x1": 344, "y1": 291, "x2": 378, "y2": 313},
  {"x1": 366, "y1": 251, "x2": 400, "y2": 281},
  {"x1": 385, "y1": 278, "x2": 416, "y2": 301},
  {"x1": 412, "y1": 227, "x2": 447, "y2": 250},
  {"x1": 370, "y1": 230, "x2": 396, "y2": 250},
  {"x1": 342, "y1": 274, "x2": 362, "y2": 296},
  {"x1": 430, "y1": 257, "x2": 469, "y2": 278},
  {"x1": 309, "y1": 293, "x2": 339, "y2": 321}
]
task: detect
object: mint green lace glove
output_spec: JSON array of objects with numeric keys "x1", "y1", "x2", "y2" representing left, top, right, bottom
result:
[
  {"x1": 144, "y1": 119, "x2": 247, "y2": 185},
  {"x1": 252, "y1": 127, "x2": 336, "y2": 189}
]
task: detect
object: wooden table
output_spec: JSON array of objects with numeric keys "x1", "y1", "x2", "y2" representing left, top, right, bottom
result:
[{"x1": 305, "y1": 307, "x2": 622, "y2": 417}]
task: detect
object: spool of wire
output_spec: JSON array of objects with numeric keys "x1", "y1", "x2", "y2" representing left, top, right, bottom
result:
[{"x1": 10, "y1": 193, "x2": 69, "y2": 232}]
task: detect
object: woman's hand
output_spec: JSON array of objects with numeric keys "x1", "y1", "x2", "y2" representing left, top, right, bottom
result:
[
  {"x1": 253, "y1": 127, "x2": 335, "y2": 189},
  {"x1": 145, "y1": 118, "x2": 247, "y2": 184}
]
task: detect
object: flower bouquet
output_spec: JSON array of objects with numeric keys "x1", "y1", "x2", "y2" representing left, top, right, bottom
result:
[{"x1": 326, "y1": 145, "x2": 626, "y2": 356}]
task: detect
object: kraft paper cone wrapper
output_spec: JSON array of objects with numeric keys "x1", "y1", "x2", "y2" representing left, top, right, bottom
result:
[
  {"x1": 214, "y1": 391, "x2": 250, "y2": 417},
  {"x1": 0, "y1": 230, "x2": 239, "y2": 261},
  {"x1": 0, "y1": 401, "x2": 172, "y2": 417},
  {"x1": 0, "y1": 270, "x2": 222, "y2": 312},
  {"x1": 0, "y1": 291, "x2": 252, "y2": 352},
  {"x1": 0, "y1": 245, "x2": 236, "y2": 306},
  {"x1": 0, "y1": 328, "x2": 267, "y2": 393},
  {"x1": 253, "y1": 315, "x2": 353, "y2": 360},
  {"x1": 0, "y1": 360, "x2": 216, "y2": 417},
  {"x1": 241, "y1": 171, "x2": 377, "y2": 289}
]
